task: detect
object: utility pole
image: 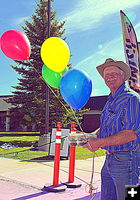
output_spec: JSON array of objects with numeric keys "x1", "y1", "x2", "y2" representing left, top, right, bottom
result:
[{"x1": 45, "y1": 0, "x2": 51, "y2": 135}]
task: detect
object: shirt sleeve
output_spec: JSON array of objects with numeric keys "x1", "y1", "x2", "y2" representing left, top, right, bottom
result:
[{"x1": 122, "y1": 95, "x2": 140, "y2": 140}]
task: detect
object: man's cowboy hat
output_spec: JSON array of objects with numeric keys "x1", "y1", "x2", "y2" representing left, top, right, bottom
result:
[{"x1": 96, "y1": 58, "x2": 131, "y2": 81}]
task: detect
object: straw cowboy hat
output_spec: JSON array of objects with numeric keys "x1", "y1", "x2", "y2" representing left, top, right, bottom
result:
[{"x1": 96, "y1": 58, "x2": 131, "y2": 81}]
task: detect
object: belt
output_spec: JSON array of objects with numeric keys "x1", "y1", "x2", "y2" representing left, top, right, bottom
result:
[{"x1": 107, "y1": 149, "x2": 132, "y2": 155}]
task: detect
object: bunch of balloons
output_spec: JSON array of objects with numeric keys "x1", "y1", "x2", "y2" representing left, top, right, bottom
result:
[
  {"x1": 1, "y1": 29, "x2": 92, "y2": 109},
  {"x1": 40, "y1": 36, "x2": 92, "y2": 109}
]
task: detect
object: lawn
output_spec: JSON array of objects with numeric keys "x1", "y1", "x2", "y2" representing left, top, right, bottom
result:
[
  {"x1": 76, "y1": 146, "x2": 106, "y2": 159},
  {"x1": 0, "y1": 136, "x2": 39, "y2": 142},
  {"x1": 0, "y1": 147, "x2": 48, "y2": 160},
  {"x1": 0, "y1": 134, "x2": 106, "y2": 160}
]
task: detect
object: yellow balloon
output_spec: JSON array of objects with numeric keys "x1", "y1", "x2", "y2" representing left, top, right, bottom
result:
[{"x1": 40, "y1": 37, "x2": 70, "y2": 72}]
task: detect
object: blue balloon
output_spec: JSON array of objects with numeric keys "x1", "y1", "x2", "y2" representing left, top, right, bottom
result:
[{"x1": 60, "y1": 69, "x2": 92, "y2": 109}]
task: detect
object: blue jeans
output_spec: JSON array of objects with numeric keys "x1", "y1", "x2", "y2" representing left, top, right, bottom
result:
[{"x1": 101, "y1": 148, "x2": 140, "y2": 200}]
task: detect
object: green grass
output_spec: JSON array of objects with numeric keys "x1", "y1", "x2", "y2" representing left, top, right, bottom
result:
[
  {"x1": 0, "y1": 147, "x2": 48, "y2": 160},
  {"x1": 76, "y1": 146, "x2": 106, "y2": 159},
  {"x1": 0, "y1": 132, "x2": 40, "y2": 134},
  {"x1": 0, "y1": 146, "x2": 105, "y2": 160},
  {"x1": 0, "y1": 135, "x2": 106, "y2": 160},
  {"x1": 0, "y1": 136, "x2": 39, "y2": 148},
  {"x1": 0, "y1": 136, "x2": 39, "y2": 142}
]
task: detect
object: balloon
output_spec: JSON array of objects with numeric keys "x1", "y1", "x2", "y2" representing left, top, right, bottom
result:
[
  {"x1": 60, "y1": 69, "x2": 92, "y2": 109},
  {"x1": 1, "y1": 30, "x2": 31, "y2": 61},
  {"x1": 40, "y1": 37, "x2": 70, "y2": 72},
  {"x1": 42, "y1": 64, "x2": 68, "y2": 88}
]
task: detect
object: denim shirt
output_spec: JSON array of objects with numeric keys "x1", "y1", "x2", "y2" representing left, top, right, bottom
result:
[{"x1": 99, "y1": 83, "x2": 140, "y2": 151}]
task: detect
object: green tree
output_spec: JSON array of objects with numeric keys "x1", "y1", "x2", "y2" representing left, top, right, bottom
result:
[{"x1": 7, "y1": 0, "x2": 85, "y2": 132}]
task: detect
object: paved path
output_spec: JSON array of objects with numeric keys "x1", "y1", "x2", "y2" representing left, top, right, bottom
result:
[{"x1": 0, "y1": 156, "x2": 105, "y2": 200}]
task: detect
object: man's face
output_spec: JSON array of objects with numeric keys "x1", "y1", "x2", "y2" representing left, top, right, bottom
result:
[{"x1": 103, "y1": 66, "x2": 125, "y2": 92}]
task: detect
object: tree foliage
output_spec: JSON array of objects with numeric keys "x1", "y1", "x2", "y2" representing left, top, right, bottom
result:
[{"x1": 7, "y1": 0, "x2": 86, "y2": 132}]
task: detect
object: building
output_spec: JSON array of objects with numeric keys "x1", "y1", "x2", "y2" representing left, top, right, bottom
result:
[
  {"x1": 0, "y1": 95, "x2": 38, "y2": 132},
  {"x1": 0, "y1": 95, "x2": 12, "y2": 131},
  {"x1": 0, "y1": 95, "x2": 108, "y2": 132}
]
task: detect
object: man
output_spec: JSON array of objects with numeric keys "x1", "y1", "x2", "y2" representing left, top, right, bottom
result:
[{"x1": 83, "y1": 58, "x2": 140, "y2": 200}]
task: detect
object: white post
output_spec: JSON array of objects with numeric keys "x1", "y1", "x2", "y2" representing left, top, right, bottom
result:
[{"x1": 6, "y1": 111, "x2": 10, "y2": 131}]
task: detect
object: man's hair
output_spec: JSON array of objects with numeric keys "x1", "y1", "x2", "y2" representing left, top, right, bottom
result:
[{"x1": 103, "y1": 66, "x2": 124, "y2": 75}]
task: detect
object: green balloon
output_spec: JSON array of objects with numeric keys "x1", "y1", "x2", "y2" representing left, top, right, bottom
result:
[{"x1": 42, "y1": 64, "x2": 68, "y2": 88}]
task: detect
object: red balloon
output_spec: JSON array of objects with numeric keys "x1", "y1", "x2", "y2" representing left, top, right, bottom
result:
[{"x1": 1, "y1": 30, "x2": 31, "y2": 61}]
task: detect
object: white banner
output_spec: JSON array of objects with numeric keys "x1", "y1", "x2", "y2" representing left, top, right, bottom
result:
[{"x1": 120, "y1": 10, "x2": 140, "y2": 94}]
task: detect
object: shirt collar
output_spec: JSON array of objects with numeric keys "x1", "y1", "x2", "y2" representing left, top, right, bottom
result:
[{"x1": 108, "y1": 83, "x2": 126, "y2": 101}]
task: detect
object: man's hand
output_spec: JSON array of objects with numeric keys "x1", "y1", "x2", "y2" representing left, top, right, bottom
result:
[{"x1": 82, "y1": 137, "x2": 102, "y2": 152}]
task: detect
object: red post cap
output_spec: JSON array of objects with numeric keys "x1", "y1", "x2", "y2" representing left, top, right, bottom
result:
[
  {"x1": 71, "y1": 122, "x2": 76, "y2": 128},
  {"x1": 57, "y1": 122, "x2": 62, "y2": 128}
]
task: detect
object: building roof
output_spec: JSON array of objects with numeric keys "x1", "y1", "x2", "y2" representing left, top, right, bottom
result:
[{"x1": 0, "y1": 95, "x2": 13, "y2": 111}]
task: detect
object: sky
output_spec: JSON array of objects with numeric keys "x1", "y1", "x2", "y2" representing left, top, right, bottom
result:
[{"x1": 0, "y1": 0, "x2": 140, "y2": 97}]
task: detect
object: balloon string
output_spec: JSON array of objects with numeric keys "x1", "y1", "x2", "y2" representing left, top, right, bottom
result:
[
  {"x1": 27, "y1": 60, "x2": 82, "y2": 128},
  {"x1": 70, "y1": 105, "x2": 95, "y2": 195},
  {"x1": 70, "y1": 107, "x2": 83, "y2": 132}
]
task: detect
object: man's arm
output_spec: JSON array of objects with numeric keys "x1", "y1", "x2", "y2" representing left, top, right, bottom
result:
[
  {"x1": 99, "y1": 129, "x2": 137, "y2": 147},
  {"x1": 83, "y1": 129, "x2": 137, "y2": 152}
]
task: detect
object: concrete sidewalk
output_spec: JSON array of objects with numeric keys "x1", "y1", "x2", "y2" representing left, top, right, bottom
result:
[{"x1": 0, "y1": 156, "x2": 105, "y2": 200}]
